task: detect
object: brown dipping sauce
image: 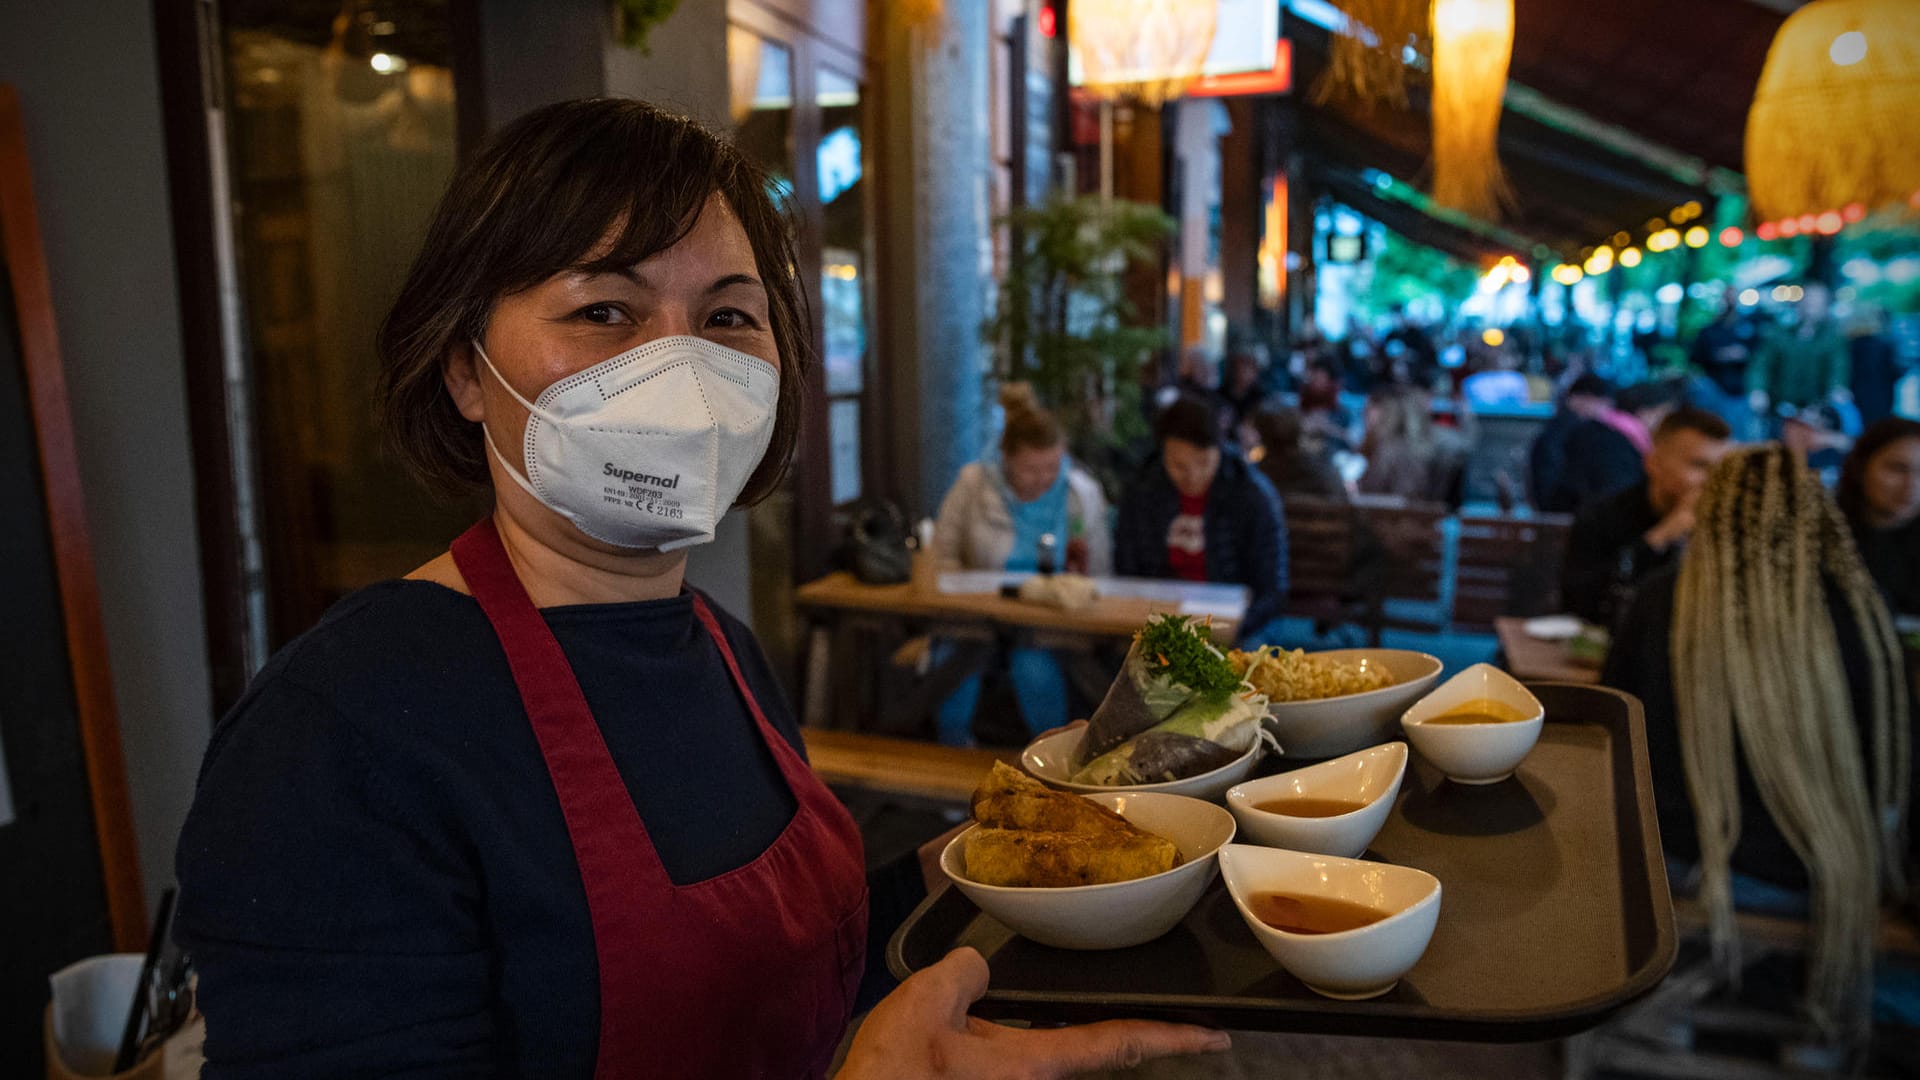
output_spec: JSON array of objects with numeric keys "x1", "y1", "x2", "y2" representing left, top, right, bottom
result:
[
  {"x1": 1251, "y1": 796, "x2": 1368, "y2": 818},
  {"x1": 1423, "y1": 699, "x2": 1530, "y2": 725},
  {"x1": 1249, "y1": 891, "x2": 1392, "y2": 935}
]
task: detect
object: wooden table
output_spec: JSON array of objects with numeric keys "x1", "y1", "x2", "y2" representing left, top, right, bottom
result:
[
  {"x1": 1495, "y1": 616, "x2": 1601, "y2": 685},
  {"x1": 794, "y1": 572, "x2": 1248, "y2": 729}
]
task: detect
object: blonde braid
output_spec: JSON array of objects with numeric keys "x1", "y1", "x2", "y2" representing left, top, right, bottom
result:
[{"x1": 1670, "y1": 445, "x2": 1908, "y2": 1041}]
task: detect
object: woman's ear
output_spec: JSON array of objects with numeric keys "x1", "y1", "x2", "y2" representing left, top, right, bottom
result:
[{"x1": 444, "y1": 340, "x2": 487, "y2": 423}]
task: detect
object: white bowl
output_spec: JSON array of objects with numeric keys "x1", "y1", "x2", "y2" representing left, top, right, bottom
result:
[
  {"x1": 1226, "y1": 742, "x2": 1407, "y2": 858},
  {"x1": 941, "y1": 792, "x2": 1237, "y2": 950},
  {"x1": 1260, "y1": 649, "x2": 1443, "y2": 758},
  {"x1": 1218, "y1": 844, "x2": 1441, "y2": 999},
  {"x1": 1401, "y1": 663, "x2": 1545, "y2": 785},
  {"x1": 1021, "y1": 725, "x2": 1265, "y2": 802}
]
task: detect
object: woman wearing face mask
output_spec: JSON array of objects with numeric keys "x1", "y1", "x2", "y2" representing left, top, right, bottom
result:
[
  {"x1": 173, "y1": 100, "x2": 1227, "y2": 1080},
  {"x1": 929, "y1": 384, "x2": 1111, "y2": 745}
]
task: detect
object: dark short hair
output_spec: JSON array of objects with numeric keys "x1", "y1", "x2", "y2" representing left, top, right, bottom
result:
[
  {"x1": 1566, "y1": 374, "x2": 1614, "y2": 401},
  {"x1": 1250, "y1": 407, "x2": 1303, "y2": 453},
  {"x1": 1615, "y1": 379, "x2": 1681, "y2": 416},
  {"x1": 377, "y1": 98, "x2": 807, "y2": 504},
  {"x1": 1838, "y1": 417, "x2": 1920, "y2": 522},
  {"x1": 1155, "y1": 395, "x2": 1220, "y2": 450},
  {"x1": 1653, "y1": 405, "x2": 1732, "y2": 444}
]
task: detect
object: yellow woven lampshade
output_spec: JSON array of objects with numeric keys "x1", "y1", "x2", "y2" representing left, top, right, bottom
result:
[
  {"x1": 1746, "y1": 0, "x2": 1920, "y2": 221},
  {"x1": 1070, "y1": 0, "x2": 1219, "y2": 105},
  {"x1": 1316, "y1": 0, "x2": 1431, "y2": 107},
  {"x1": 1429, "y1": 0, "x2": 1513, "y2": 220}
]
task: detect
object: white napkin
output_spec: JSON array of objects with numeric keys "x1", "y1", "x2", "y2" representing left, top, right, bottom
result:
[{"x1": 48, "y1": 953, "x2": 143, "y2": 1076}]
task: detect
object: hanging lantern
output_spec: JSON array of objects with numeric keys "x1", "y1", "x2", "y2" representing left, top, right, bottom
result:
[
  {"x1": 1430, "y1": 0, "x2": 1514, "y2": 220},
  {"x1": 897, "y1": 0, "x2": 943, "y2": 28},
  {"x1": 1315, "y1": 0, "x2": 1431, "y2": 107},
  {"x1": 1070, "y1": 0, "x2": 1219, "y2": 105},
  {"x1": 1746, "y1": 0, "x2": 1920, "y2": 222}
]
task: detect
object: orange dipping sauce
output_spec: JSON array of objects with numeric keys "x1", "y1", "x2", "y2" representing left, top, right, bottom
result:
[
  {"x1": 1423, "y1": 699, "x2": 1531, "y2": 725},
  {"x1": 1250, "y1": 796, "x2": 1368, "y2": 818},
  {"x1": 1248, "y1": 891, "x2": 1392, "y2": 935}
]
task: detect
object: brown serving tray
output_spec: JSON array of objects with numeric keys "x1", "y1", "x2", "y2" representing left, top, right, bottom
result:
[{"x1": 887, "y1": 683, "x2": 1677, "y2": 1041}]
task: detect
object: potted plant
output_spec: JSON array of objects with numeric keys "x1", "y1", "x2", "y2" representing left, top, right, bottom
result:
[{"x1": 982, "y1": 194, "x2": 1175, "y2": 491}]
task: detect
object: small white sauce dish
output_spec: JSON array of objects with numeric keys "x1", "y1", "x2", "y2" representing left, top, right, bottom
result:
[
  {"x1": 1225, "y1": 742, "x2": 1407, "y2": 858},
  {"x1": 941, "y1": 792, "x2": 1237, "y2": 950},
  {"x1": 1400, "y1": 663, "x2": 1545, "y2": 785},
  {"x1": 1261, "y1": 649, "x2": 1443, "y2": 758},
  {"x1": 1021, "y1": 724, "x2": 1265, "y2": 802},
  {"x1": 1218, "y1": 843, "x2": 1442, "y2": 1000}
]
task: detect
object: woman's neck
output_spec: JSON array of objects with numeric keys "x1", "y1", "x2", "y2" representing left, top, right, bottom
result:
[{"x1": 492, "y1": 507, "x2": 689, "y2": 607}]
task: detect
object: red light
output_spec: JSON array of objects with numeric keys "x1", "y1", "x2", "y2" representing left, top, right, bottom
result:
[
  {"x1": 1038, "y1": 5, "x2": 1056, "y2": 37},
  {"x1": 1719, "y1": 227, "x2": 1744, "y2": 247},
  {"x1": 1842, "y1": 202, "x2": 1866, "y2": 223},
  {"x1": 1757, "y1": 221, "x2": 1779, "y2": 241},
  {"x1": 1797, "y1": 213, "x2": 1819, "y2": 233},
  {"x1": 1780, "y1": 218, "x2": 1801, "y2": 237},
  {"x1": 1816, "y1": 211, "x2": 1844, "y2": 235}
]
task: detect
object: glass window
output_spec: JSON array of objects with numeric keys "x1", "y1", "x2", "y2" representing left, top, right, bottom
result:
[
  {"x1": 818, "y1": 66, "x2": 869, "y2": 506},
  {"x1": 220, "y1": 0, "x2": 475, "y2": 647},
  {"x1": 829, "y1": 399, "x2": 862, "y2": 505},
  {"x1": 728, "y1": 28, "x2": 795, "y2": 208}
]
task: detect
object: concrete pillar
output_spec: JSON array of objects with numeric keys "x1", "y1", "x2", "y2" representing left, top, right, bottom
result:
[{"x1": 877, "y1": 0, "x2": 993, "y2": 518}]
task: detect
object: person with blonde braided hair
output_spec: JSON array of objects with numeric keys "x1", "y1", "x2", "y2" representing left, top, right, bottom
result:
[{"x1": 1606, "y1": 444, "x2": 1915, "y2": 1042}]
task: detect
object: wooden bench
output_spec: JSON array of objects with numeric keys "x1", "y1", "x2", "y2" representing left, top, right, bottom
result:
[
  {"x1": 803, "y1": 729, "x2": 1014, "y2": 804},
  {"x1": 1351, "y1": 498, "x2": 1450, "y2": 641},
  {"x1": 1453, "y1": 513, "x2": 1572, "y2": 633},
  {"x1": 1672, "y1": 900, "x2": 1920, "y2": 959}
]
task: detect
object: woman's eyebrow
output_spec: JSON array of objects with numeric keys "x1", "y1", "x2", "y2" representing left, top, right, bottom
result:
[{"x1": 707, "y1": 273, "x2": 764, "y2": 294}]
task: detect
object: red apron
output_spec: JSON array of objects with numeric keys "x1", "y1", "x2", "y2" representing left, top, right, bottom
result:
[{"x1": 451, "y1": 518, "x2": 868, "y2": 1079}]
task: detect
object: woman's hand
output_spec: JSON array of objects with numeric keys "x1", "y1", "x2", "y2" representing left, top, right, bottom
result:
[{"x1": 836, "y1": 948, "x2": 1230, "y2": 1079}]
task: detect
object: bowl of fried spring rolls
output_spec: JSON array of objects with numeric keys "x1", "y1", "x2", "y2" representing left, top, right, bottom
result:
[{"x1": 940, "y1": 762, "x2": 1236, "y2": 949}]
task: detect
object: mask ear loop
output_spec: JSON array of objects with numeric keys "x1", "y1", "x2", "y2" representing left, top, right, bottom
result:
[{"x1": 472, "y1": 339, "x2": 558, "y2": 506}]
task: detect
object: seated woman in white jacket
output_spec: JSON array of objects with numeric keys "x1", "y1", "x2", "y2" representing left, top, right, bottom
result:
[{"x1": 930, "y1": 384, "x2": 1112, "y2": 745}]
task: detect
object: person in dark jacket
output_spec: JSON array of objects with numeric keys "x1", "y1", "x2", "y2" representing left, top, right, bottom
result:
[
  {"x1": 1544, "y1": 378, "x2": 1685, "y2": 513},
  {"x1": 1559, "y1": 406, "x2": 1730, "y2": 628},
  {"x1": 1527, "y1": 374, "x2": 1613, "y2": 510},
  {"x1": 1248, "y1": 406, "x2": 1347, "y2": 502},
  {"x1": 1838, "y1": 417, "x2": 1920, "y2": 616},
  {"x1": 1118, "y1": 396, "x2": 1289, "y2": 644},
  {"x1": 1847, "y1": 307, "x2": 1904, "y2": 427}
]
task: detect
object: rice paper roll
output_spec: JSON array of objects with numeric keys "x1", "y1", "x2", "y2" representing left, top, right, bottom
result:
[
  {"x1": 1070, "y1": 689, "x2": 1265, "y2": 786},
  {"x1": 1074, "y1": 639, "x2": 1188, "y2": 767}
]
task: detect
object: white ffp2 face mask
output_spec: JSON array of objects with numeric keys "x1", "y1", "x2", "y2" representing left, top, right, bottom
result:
[{"x1": 475, "y1": 335, "x2": 779, "y2": 551}]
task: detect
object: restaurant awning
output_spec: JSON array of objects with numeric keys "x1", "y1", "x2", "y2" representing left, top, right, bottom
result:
[
  {"x1": 1287, "y1": 15, "x2": 1727, "y2": 259},
  {"x1": 1509, "y1": 0, "x2": 1801, "y2": 175}
]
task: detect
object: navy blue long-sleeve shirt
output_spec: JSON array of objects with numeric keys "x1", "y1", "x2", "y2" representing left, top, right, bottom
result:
[
  {"x1": 1114, "y1": 453, "x2": 1289, "y2": 641},
  {"x1": 174, "y1": 581, "x2": 808, "y2": 1078}
]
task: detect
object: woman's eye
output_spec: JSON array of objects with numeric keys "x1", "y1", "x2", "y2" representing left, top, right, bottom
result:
[
  {"x1": 706, "y1": 308, "x2": 761, "y2": 331},
  {"x1": 575, "y1": 303, "x2": 630, "y2": 325}
]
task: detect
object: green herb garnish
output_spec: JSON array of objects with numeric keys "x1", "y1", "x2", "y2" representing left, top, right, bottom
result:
[{"x1": 1134, "y1": 615, "x2": 1241, "y2": 694}]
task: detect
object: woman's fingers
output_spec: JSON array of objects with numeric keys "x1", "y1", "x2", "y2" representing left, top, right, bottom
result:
[
  {"x1": 903, "y1": 947, "x2": 991, "y2": 1028},
  {"x1": 998, "y1": 1019, "x2": 1232, "y2": 1077}
]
